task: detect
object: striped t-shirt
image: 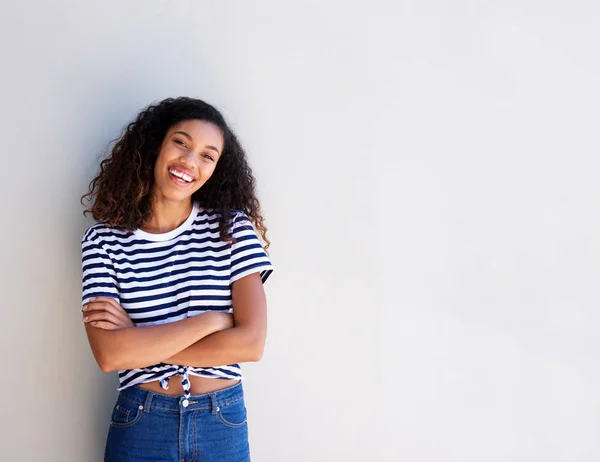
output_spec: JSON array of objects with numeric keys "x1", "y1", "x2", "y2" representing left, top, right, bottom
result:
[{"x1": 81, "y1": 200, "x2": 274, "y2": 400}]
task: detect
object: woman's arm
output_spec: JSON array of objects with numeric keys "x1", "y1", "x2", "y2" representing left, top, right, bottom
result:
[
  {"x1": 83, "y1": 297, "x2": 233, "y2": 371},
  {"x1": 165, "y1": 272, "x2": 268, "y2": 367}
]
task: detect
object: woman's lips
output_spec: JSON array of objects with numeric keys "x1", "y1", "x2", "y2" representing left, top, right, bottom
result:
[{"x1": 169, "y1": 171, "x2": 195, "y2": 187}]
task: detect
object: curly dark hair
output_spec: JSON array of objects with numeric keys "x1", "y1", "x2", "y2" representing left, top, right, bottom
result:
[{"x1": 81, "y1": 96, "x2": 270, "y2": 249}]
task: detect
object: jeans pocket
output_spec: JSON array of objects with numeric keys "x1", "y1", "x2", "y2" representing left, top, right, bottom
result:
[
  {"x1": 217, "y1": 398, "x2": 247, "y2": 428},
  {"x1": 110, "y1": 398, "x2": 143, "y2": 428}
]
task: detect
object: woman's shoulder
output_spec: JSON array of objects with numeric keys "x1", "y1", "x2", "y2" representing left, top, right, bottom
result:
[
  {"x1": 81, "y1": 221, "x2": 131, "y2": 245},
  {"x1": 195, "y1": 206, "x2": 248, "y2": 226}
]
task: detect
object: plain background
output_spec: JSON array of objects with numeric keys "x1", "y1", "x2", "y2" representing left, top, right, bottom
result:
[{"x1": 1, "y1": 1, "x2": 599, "y2": 461}]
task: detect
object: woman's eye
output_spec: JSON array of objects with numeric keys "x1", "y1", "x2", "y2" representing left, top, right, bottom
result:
[
  {"x1": 203, "y1": 154, "x2": 215, "y2": 162},
  {"x1": 174, "y1": 140, "x2": 187, "y2": 148}
]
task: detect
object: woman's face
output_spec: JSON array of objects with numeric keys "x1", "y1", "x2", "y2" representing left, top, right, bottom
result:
[{"x1": 152, "y1": 119, "x2": 224, "y2": 201}]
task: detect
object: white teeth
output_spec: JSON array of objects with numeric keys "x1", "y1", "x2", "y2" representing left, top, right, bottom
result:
[{"x1": 169, "y1": 168, "x2": 193, "y2": 183}]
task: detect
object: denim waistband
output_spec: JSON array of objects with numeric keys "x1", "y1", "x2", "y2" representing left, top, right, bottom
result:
[{"x1": 117, "y1": 379, "x2": 244, "y2": 414}]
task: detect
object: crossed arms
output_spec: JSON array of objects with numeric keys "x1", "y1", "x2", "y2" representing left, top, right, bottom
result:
[{"x1": 82, "y1": 272, "x2": 268, "y2": 372}]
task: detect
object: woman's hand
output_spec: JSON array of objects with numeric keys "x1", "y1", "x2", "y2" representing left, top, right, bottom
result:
[
  {"x1": 202, "y1": 311, "x2": 235, "y2": 333},
  {"x1": 82, "y1": 296, "x2": 135, "y2": 330},
  {"x1": 82, "y1": 299, "x2": 233, "y2": 334}
]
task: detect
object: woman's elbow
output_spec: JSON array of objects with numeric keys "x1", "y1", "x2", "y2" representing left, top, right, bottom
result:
[
  {"x1": 99, "y1": 362, "x2": 115, "y2": 373},
  {"x1": 249, "y1": 338, "x2": 266, "y2": 362},
  {"x1": 96, "y1": 353, "x2": 119, "y2": 372},
  {"x1": 92, "y1": 348, "x2": 123, "y2": 372}
]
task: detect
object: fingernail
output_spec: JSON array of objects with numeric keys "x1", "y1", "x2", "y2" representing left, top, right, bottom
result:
[
  {"x1": 91, "y1": 321, "x2": 97, "y2": 326},
  {"x1": 83, "y1": 317, "x2": 89, "y2": 322},
  {"x1": 82, "y1": 305, "x2": 88, "y2": 312}
]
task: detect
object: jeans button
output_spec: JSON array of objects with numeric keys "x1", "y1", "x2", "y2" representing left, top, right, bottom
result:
[{"x1": 182, "y1": 399, "x2": 189, "y2": 407}]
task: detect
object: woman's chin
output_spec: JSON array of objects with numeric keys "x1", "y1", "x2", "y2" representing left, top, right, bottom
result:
[{"x1": 152, "y1": 185, "x2": 197, "y2": 202}]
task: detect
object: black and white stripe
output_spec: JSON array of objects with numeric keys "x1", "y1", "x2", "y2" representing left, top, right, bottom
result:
[{"x1": 81, "y1": 201, "x2": 273, "y2": 393}]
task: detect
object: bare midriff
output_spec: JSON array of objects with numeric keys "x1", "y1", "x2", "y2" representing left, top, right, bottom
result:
[{"x1": 137, "y1": 375, "x2": 240, "y2": 396}]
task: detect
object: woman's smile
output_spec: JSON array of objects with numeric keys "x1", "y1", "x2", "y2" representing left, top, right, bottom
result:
[{"x1": 168, "y1": 167, "x2": 196, "y2": 187}]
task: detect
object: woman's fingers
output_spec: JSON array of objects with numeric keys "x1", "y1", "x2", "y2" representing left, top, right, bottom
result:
[
  {"x1": 82, "y1": 297, "x2": 134, "y2": 328},
  {"x1": 83, "y1": 297, "x2": 126, "y2": 316},
  {"x1": 83, "y1": 303, "x2": 129, "y2": 326},
  {"x1": 87, "y1": 320, "x2": 121, "y2": 330},
  {"x1": 83, "y1": 310, "x2": 126, "y2": 329},
  {"x1": 97, "y1": 296, "x2": 128, "y2": 316}
]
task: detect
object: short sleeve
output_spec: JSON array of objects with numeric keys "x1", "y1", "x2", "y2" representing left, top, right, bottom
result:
[
  {"x1": 229, "y1": 212, "x2": 274, "y2": 285},
  {"x1": 81, "y1": 231, "x2": 121, "y2": 307}
]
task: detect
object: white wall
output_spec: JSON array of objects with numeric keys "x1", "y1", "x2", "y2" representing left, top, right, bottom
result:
[{"x1": 0, "y1": 1, "x2": 598, "y2": 461}]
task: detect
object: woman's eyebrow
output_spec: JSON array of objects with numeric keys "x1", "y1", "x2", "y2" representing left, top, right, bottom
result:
[
  {"x1": 173, "y1": 130, "x2": 220, "y2": 155},
  {"x1": 173, "y1": 130, "x2": 193, "y2": 140}
]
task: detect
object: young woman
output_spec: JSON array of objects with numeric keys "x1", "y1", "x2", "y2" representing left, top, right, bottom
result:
[{"x1": 80, "y1": 97, "x2": 274, "y2": 461}]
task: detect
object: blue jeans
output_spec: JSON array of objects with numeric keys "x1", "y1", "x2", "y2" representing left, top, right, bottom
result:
[{"x1": 104, "y1": 380, "x2": 250, "y2": 461}]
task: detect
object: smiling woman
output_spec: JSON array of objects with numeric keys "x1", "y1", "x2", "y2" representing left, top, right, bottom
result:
[
  {"x1": 156, "y1": 121, "x2": 222, "y2": 194},
  {"x1": 80, "y1": 97, "x2": 274, "y2": 462}
]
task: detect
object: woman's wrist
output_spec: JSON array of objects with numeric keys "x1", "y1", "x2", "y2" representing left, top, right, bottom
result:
[{"x1": 191, "y1": 312, "x2": 233, "y2": 339}]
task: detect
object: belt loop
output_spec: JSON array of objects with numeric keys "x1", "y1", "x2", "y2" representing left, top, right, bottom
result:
[
  {"x1": 142, "y1": 389, "x2": 154, "y2": 413},
  {"x1": 209, "y1": 393, "x2": 219, "y2": 415}
]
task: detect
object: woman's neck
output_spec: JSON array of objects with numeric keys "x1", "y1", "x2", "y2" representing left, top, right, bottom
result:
[{"x1": 141, "y1": 198, "x2": 193, "y2": 234}]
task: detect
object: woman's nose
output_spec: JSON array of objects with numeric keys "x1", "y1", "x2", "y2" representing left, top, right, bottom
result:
[{"x1": 180, "y1": 149, "x2": 196, "y2": 165}]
